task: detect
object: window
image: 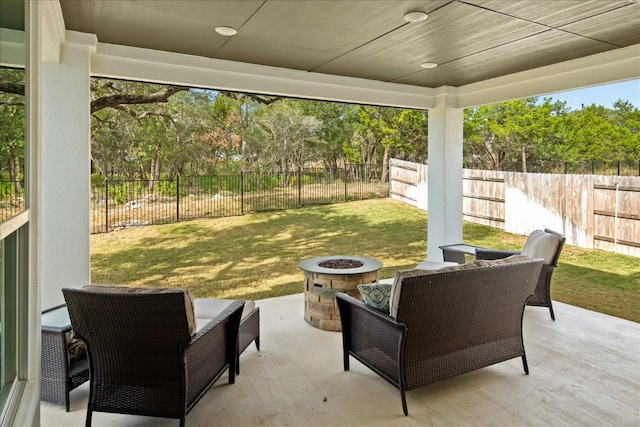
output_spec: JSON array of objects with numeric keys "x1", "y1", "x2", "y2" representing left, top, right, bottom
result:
[
  {"x1": 0, "y1": 0, "x2": 27, "y2": 419},
  {"x1": 0, "y1": 64, "x2": 26, "y2": 415},
  {"x1": 1, "y1": 229, "x2": 19, "y2": 408}
]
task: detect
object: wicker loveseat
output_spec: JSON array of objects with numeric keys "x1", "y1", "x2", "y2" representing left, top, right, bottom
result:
[
  {"x1": 336, "y1": 256, "x2": 544, "y2": 416},
  {"x1": 63, "y1": 285, "x2": 245, "y2": 427}
]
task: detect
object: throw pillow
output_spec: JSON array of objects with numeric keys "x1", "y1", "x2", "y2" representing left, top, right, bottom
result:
[
  {"x1": 357, "y1": 283, "x2": 392, "y2": 314},
  {"x1": 65, "y1": 330, "x2": 87, "y2": 361}
]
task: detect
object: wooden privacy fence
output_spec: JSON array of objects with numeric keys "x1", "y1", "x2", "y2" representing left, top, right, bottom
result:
[{"x1": 389, "y1": 158, "x2": 640, "y2": 257}]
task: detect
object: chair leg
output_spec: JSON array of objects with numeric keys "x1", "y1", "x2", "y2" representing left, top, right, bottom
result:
[
  {"x1": 343, "y1": 352, "x2": 350, "y2": 371},
  {"x1": 85, "y1": 409, "x2": 92, "y2": 427},
  {"x1": 548, "y1": 302, "x2": 555, "y2": 321},
  {"x1": 401, "y1": 389, "x2": 408, "y2": 416},
  {"x1": 179, "y1": 417, "x2": 185, "y2": 427},
  {"x1": 522, "y1": 355, "x2": 529, "y2": 375},
  {"x1": 254, "y1": 336, "x2": 260, "y2": 351}
]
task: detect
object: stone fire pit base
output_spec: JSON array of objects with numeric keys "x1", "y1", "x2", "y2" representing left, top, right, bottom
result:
[{"x1": 300, "y1": 256, "x2": 382, "y2": 331}]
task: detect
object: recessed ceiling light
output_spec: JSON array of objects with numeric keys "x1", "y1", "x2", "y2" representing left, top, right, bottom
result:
[
  {"x1": 215, "y1": 26, "x2": 237, "y2": 36},
  {"x1": 403, "y1": 11, "x2": 428, "y2": 23},
  {"x1": 420, "y1": 62, "x2": 438, "y2": 69}
]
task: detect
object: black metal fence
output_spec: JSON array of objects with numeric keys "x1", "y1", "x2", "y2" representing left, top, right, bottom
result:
[
  {"x1": 0, "y1": 180, "x2": 24, "y2": 222},
  {"x1": 3, "y1": 159, "x2": 638, "y2": 228},
  {"x1": 487, "y1": 159, "x2": 640, "y2": 176},
  {"x1": 90, "y1": 164, "x2": 388, "y2": 233}
]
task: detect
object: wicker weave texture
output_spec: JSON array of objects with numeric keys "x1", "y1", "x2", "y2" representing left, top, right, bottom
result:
[
  {"x1": 239, "y1": 307, "x2": 260, "y2": 354},
  {"x1": 337, "y1": 259, "x2": 543, "y2": 415},
  {"x1": 475, "y1": 228, "x2": 565, "y2": 320},
  {"x1": 41, "y1": 326, "x2": 89, "y2": 410},
  {"x1": 63, "y1": 288, "x2": 244, "y2": 426}
]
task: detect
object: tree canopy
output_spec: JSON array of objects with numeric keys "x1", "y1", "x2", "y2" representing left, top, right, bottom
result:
[{"x1": 1, "y1": 71, "x2": 638, "y2": 186}]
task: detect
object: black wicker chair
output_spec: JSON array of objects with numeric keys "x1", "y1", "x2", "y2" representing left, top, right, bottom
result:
[
  {"x1": 337, "y1": 258, "x2": 543, "y2": 416},
  {"x1": 63, "y1": 286, "x2": 244, "y2": 427},
  {"x1": 41, "y1": 304, "x2": 90, "y2": 411},
  {"x1": 475, "y1": 228, "x2": 565, "y2": 320}
]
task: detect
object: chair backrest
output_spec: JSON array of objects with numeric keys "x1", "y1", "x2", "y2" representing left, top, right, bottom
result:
[
  {"x1": 63, "y1": 287, "x2": 195, "y2": 390},
  {"x1": 521, "y1": 229, "x2": 565, "y2": 265},
  {"x1": 394, "y1": 258, "x2": 543, "y2": 357}
]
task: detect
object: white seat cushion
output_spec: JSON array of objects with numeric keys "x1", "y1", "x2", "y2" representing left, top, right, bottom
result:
[
  {"x1": 521, "y1": 230, "x2": 561, "y2": 264},
  {"x1": 194, "y1": 298, "x2": 256, "y2": 332},
  {"x1": 415, "y1": 261, "x2": 458, "y2": 270}
]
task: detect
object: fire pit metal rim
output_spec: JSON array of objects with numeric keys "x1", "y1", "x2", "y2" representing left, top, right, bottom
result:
[{"x1": 298, "y1": 255, "x2": 383, "y2": 275}]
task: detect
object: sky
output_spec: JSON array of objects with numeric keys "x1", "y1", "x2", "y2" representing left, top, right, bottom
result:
[{"x1": 542, "y1": 79, "x2": 640, "y2": 111}]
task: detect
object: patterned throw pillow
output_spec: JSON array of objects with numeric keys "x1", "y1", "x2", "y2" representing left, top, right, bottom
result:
[{"x1": 357, "y1": 282, "x2": 392, "y2": 314}]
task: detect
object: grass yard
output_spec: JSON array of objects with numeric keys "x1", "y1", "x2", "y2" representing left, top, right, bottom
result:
[{"x1": 91, "y1": 198, "x2": 640, "y2": 322}]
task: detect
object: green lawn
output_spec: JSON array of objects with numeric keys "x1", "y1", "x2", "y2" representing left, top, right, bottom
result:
[{"x1": 91, "y1": 198, "x2": 640, "y2": 322}]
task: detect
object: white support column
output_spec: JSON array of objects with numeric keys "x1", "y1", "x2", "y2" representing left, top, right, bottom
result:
[
  {"x1": 40, "y1": 37, "x2": 93, "y2": 307},
  {"x1": 427, "y1": 88, "x2": 464, "y2": 261}
]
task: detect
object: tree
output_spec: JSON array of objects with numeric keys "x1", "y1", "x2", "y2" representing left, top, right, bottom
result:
[
  {"x1": 611, "y1": 100, "x2": 640, "y2": 160},
  {"x1": 464, "y1": 104, "x2": 511, "y2": 170},
  {"x1": 244, "y1": 99, "x2": 321, "y2": 181},
  {"x1": 296, "y1": 100, "x2": 356, "y2": 176},
  {"x1": 0, "y1": 67, "x2": 25, "y2": 194},
  {"x1": 395, "y1": 109, "x2": 429, "y2": 163},
  {"x1": 90, "y1": 79, "x2": 204, "y2": 185},
  {"x1": 560, "y1": 104, "x2": 627, "y2": 161},
  {"x1": 464, "y1": 98, "x2": 567, "y2": 171}
]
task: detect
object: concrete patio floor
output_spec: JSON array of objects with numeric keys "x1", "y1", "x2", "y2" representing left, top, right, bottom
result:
[{"x1": 41, "y1": 293, "x2": 639, "y2": 427}]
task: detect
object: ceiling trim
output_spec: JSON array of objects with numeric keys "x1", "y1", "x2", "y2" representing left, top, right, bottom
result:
[
  {"x1": 458, "y1": 44, "x2": 640, "y2": 108},
  {"x1": 90, "y1": 41, "x2": 436, "y2": 110}
]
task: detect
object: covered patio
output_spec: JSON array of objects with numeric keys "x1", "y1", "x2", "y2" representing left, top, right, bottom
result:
[
  {"x1": 0, "y1": 1, "x2": 639, "y2": 425},
  {"x1": 41, "y1": 294, "x2": 639, "y2": 426}
]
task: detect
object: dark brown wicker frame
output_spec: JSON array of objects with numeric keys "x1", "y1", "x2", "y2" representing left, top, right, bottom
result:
[
  {"x1": 337, "y1": 259, "x2": 543, "y2": 416},
  {"x1": 475, "y1": 228, "x2": 566, "y2": 320},
  {"x1": 237, "y1": 306, "x2": 260, "y2": 374},
  {"x1": 62, "y1": 288, "x2": 244, "y2": 427},
  {"x1": 41, "y1": 304, "x2": 90, "y2": 411}
]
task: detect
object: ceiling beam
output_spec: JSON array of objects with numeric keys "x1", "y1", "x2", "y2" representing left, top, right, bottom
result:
[
  {"x1": 90, "y1": 41, "x2": 436, "y2": 110},
  {"x1": 58, "y1": 18, "x2": 638, "y2": 112},
  {"x1": 458, "y1": 44, "x2": 640, "y2": 108}
]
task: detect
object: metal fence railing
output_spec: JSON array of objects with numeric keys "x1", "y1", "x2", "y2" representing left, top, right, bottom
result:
[
  {"x1": 90, "y1": 164, "x2": 388, "y2": 233},
  {"x1": 0, "y1": 180, "x2": 25, "y2": 223},
  {"x1": 483, "y1": 159, "x2": 640, "y2": 176}
]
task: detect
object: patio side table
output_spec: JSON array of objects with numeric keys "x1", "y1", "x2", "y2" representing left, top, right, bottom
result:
[
  {"x1": 439, "y1": 243, "x2": 483, "y2": 264},
  {"x1": 41, "y1": 304, "x2": 89, "y2": 411}
]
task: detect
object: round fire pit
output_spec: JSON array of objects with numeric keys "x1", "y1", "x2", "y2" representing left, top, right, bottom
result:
[{"x1": 299, "y1": 255, "x2": 383, "y2": 331}]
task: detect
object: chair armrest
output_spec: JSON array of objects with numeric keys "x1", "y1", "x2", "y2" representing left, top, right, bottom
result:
[
  {"x1": 336, "y1": 292, "x2": 401, "y2": 328},
  {"x1": 336, "y1": 293, "x2": 406, "y2": 378},
  {"x1": 183, "y1": 300, "x2": 244, "y2": 404},
  {"x1": 475, "y1": 248, "x2": 521, "y2": 260}
]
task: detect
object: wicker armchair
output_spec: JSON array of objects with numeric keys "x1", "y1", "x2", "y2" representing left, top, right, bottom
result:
[
  {"x1": 62, "y1": 286, "x2": 244, "y2": 427},
  {"x1": 337, "y1": 258, "x2": 543, "y2": 416},
  {"x1": 475, "y1": 228, "x2": 565, "y2": 320}
]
